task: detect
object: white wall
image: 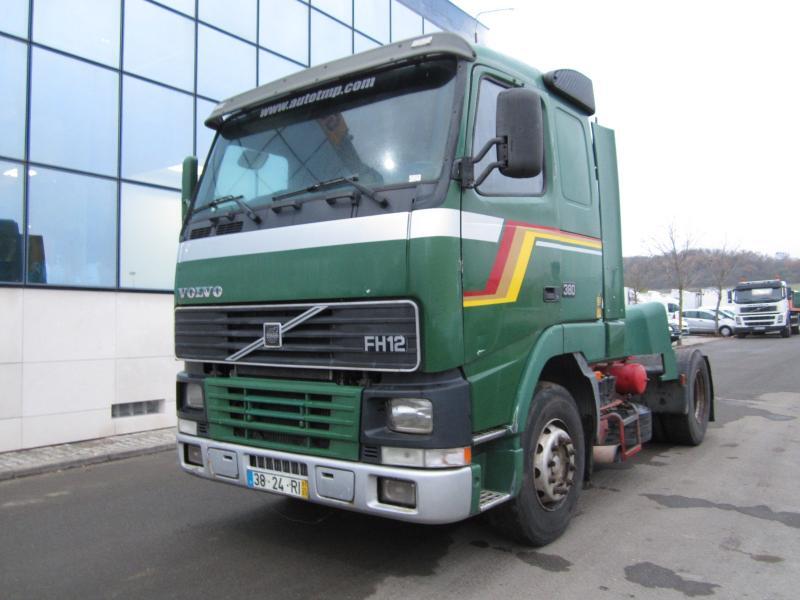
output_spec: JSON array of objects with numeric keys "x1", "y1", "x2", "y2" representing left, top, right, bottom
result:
[{"x1": 0, "y1": 288, "x2": 179, "y2": 452}]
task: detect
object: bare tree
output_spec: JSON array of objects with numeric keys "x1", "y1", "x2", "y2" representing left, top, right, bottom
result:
[
  {"x1": 708, "y1": 244, "x2": 739, "y2": 335},
  {"x1": 624, "y1": 258, "x2": 649, "y2": 304},
  {"x1": 653, "y1": 223, "x2": 697, "y2": 340}
]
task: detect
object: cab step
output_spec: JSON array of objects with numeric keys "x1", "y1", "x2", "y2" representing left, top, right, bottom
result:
[{"x1": 479, "y1": 489, "x2": 511, "y2": 511}]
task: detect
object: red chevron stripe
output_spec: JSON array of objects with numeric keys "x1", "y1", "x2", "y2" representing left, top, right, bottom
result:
[{"x1": 463, "y1": 223, "x2": 518, "y2": 297}]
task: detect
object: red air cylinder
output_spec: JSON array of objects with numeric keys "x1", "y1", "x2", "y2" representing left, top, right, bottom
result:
[{"x1": 609, "y1": 362, "x2": 648, "y2": 395}]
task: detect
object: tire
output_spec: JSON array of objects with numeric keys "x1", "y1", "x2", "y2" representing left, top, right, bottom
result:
[
  {"x1": 489, "y1": 382, "x2": 585, "y2": 546},
  {"x1": 719, "y1": 325, "x2": 732, "y2": 337},
  {"x1": 660, "y1": 350, "x2": 712, "y2": 445},
  {"x1": 735, "y1": 332, "x2": 747, "y2": 339},
  {"x1": 780, "y1": 323, "x2": 791, "y2": 338}
]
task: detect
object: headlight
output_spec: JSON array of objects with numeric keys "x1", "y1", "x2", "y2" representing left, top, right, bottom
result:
[
  {"x1": 736, "y1": 317, "x2": 743, "y2": 325},
  {"x1": 776, "y1": 314, "x2": 784, "y2": 324},
  {"x1": 183, "y1": 382, "x2": 205, "y2": 410},
  {"x1": 387, "y1": 398, "x2": 432, "y2": 434}
]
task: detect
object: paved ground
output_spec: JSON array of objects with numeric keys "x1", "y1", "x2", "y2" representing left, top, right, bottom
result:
[{"x1": 1, "y1": 335, "x2": 798, "y2": 599}]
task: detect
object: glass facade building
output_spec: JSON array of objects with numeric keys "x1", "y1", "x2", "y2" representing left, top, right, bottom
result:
[{"x1": 0, "y1": 0, "x2": 481, "y2": 451}]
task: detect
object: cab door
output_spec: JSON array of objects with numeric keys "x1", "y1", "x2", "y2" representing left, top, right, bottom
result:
[{"x1": 459, "y1": 67, "x2": 557, "y2": 430}]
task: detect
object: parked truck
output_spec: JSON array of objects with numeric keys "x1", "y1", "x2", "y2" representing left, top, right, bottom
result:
[
  {"x1": 730, "y1": 279, "x2": 796, "y2": 337},
  {"x1": 173, "y1": 33, "x2": 714, "y2": 546}
]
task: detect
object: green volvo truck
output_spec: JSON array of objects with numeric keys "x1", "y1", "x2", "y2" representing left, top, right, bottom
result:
[{"x1": 174, "y1": 33, "x2": 714, "y2": 545}]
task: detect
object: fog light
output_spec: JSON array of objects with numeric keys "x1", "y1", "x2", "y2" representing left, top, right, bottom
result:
[
  {"x1": 183, "y1": 382, "x2": 204, "y2": 410},
  {"x1": 387, "y1": 398, "x2": 432, "y2": 434},
  {"x1": 184, "y1": 443, "x2": 203, "y2": 466},
  {"x1": 178, "y1": 418, "x2": 197, "y2": 435},
  {"x1": 378, "y1": 477, "x2": 416, "y2": 508}
]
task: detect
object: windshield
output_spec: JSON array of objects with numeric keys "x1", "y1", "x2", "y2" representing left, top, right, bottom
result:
[
  {"x1": 192, "y1": 58, "x2": 458, "y2": 214},
  {"x1": 733, "y1": 287, "x2": 784, "y2": 303}
]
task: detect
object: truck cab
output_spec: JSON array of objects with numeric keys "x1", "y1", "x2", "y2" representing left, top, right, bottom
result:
[
  {"x1": 173, "y1": 33, "x2": 713, "y2": 545},
  {"x1": 731, "y1": 279, "x2": 795, "y2": 337}
]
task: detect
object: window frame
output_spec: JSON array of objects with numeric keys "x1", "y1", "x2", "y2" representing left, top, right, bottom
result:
[{"x1": 469, "y1": 72, "x2": 547, "y2": 199}]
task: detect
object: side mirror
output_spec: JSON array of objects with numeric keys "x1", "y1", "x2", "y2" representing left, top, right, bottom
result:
[
  {"x1": 496, "y1": 88, "x2": 543, "y2": 178},
  {"x1": 181, "y1": 155, "x2": 198, "y2": 220},
  {"x1": 726, "y1": 290, "x2": 732, "y2": 303}
]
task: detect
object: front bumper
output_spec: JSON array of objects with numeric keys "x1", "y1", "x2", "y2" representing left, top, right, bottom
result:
[
  {"x1": 177, "y1": 433, "x2": 474, "y2": 524},
  {"x1": 735, "y1": 324, "x2": 784, "y2": 334}
]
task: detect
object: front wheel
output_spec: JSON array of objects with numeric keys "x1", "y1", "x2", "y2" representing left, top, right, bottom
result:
[
  {"x1": 736, "y1": 332, "x2": 747, "y2": 339},
  {"x1": 719, "y1": 325, "x2": 732, "y2": 337},
  {"x1": 780, "y1": 323, "x2": 791, "y2": 338},
  {"x1": 489, "y1": 382, "x2": 585, "y2": 546}
]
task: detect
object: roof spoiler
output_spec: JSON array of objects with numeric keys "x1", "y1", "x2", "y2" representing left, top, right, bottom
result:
[{"x1": 205, "y1": 32, "x2": 475, "y2": 130}]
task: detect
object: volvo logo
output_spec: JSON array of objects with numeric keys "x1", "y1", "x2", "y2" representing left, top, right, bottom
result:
[
  {"x1": 225, "y1": 305, "x2": 328, "y2": 362},
  {"x1": 178, "y1": 286, "x2": 223, "y2": 299}
]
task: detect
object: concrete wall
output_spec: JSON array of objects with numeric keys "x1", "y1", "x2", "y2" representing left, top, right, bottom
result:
[{"x1": 0, "y1": 288, "x2": 179, "y2": 452}]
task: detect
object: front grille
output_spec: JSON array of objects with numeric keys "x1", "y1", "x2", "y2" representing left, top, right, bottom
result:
[
  {"x1": 740, "y1": 305, "x2": 777, "y2": 313},
  {"x1": 175, "y1": 300, "x2": 420, "y2": 372},
  {"x1": 742, "y1": 315, "x2": 777, "y2": 325},
  {"x1": 205, "y1": 376, "x2": 361, "y2": 460},
  {"x1": 248, "y1": 455, "x2": 308, "y2": 476}
]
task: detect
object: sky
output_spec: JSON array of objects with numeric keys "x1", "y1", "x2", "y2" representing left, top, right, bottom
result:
[{"x1": 450, "y1": 0, "x2": 800, "y2": 258}]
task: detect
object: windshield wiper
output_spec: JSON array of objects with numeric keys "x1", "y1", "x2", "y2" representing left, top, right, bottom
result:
[
  {"x1": 272, "y1": 175, "x2": 388, "y2": 207},
  {"x1": 206, "y1": 194, "x2": 262, "y2": 224}
]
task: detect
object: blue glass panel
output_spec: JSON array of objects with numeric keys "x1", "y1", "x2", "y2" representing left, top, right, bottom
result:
[
  {"x1": 33, "y1": 0, "x2": 120, "y2": 66},
  {"x1": 259, "y1": 0, "x2": 309, "y2": 65},
  {"x1": 29, "y1": 48, "x2": 118, "y2": 176},
  {"x1": 311, "y1": 11, "x2": 351, "y2": 66},
  {"x1": 0, "y1": 0, "x2": 29, "y2": 38},
  {"x1": 122, "y1": 76, "x2": 193, "y2": 188},
  {"x1": 390, "y1": 0, "x2": 421, "y2": 41},
  {"x1": 199, "y1": 0, "x2": 257, "y2": 41},
  {"x1": 312, "y1": 0, "x2": 352, "y2": 25},
  {"x1": 196, "y1": 98, "x2": 217, "y2": 162},
  {"x1": 27, "y1": 168, "x2": 117, "y2": 287},
  {"x1": 0, "y1": 37, "x2": 27, "y2": 160},
  {"x1": 258, "y1": 50, "x2": 303, "y2": 85},
  {"x1": 124, "y1": 0, "x2": 194, "y2": 91},
  {"x1": 157, "y1": 0, "x2": 195, "y2": 16},
  {"x1": 0, "y1": 160, "x2": 25, "y2": 282},
  {"x1": 354, "y1": 32, "x2": 379, "y2": 53},
  {"x1": 120, "y1": 183, "x2": 181, "y2": 290},
  {"x1": 354, "y1": 0, "x2": 388, "y2": 44},
  {"x1": 198, "y1": 25, "x2": 257, "y2": 101},
  {"x1": 423, "y1": 18, "x2": 441, "y2": 34}
]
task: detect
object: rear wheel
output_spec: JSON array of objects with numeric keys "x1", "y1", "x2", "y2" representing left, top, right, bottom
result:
[
  {"x1": 660, "y1": 350, "x2": 711, "y2": 445},
  {"x1": 489, "y1": 382, "x2": 584, "y2": 546}
]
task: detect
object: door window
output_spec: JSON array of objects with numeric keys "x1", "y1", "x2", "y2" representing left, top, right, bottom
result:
[{"x1": 473, "y1": 78, "x2": 543, "y2": 196}]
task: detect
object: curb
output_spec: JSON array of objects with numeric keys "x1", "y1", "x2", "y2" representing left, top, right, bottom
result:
[{"x1": 0, "y1": 436, "x2": 176, "y2": 483}]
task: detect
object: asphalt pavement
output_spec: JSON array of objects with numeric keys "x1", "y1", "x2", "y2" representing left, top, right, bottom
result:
[{"x1": 1, "y1": 334, "x2": 798, "y2": 600}]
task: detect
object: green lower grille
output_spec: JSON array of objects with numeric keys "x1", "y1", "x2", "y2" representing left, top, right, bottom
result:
[{"x1": 205, "y1": 376, "x2": 362, "y2": 461}]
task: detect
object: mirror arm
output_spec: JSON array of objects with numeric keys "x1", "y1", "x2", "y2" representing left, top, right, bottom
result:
[{"x1": 455, "y1": 136, "x2": 507, "y2": 188}]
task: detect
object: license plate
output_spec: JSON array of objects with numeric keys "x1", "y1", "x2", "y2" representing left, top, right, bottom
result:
[
  {"x1": 755, "y1": 326, "x2": 765, "y2": 331},
  {"x1": 247, "y1": 469, "x2": 308, "y2": 499}
]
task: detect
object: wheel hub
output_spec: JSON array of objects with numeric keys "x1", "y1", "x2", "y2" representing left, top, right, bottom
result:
[{"x1": 533, "y1": 420, "x2": 576, "y2": 510}]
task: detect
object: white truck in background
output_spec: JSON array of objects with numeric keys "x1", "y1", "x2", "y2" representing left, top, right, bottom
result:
[{"x1": 730, "y1": 280, "x2": 796, "y2": 338}]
